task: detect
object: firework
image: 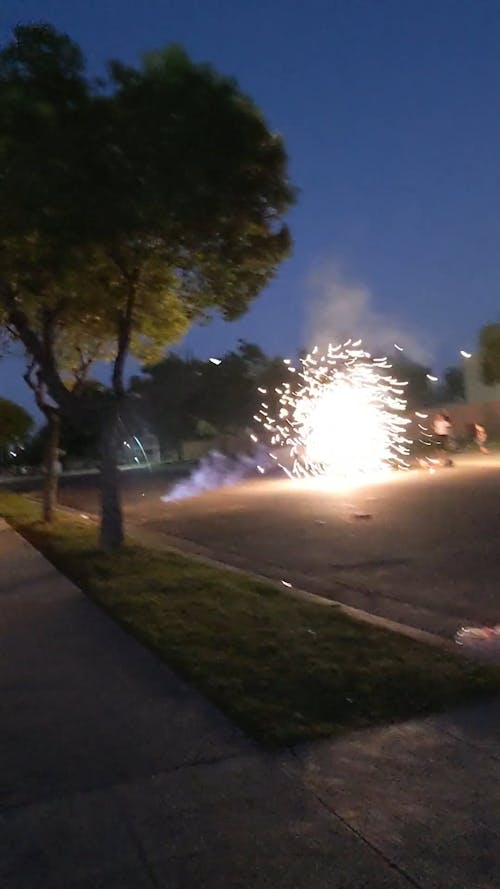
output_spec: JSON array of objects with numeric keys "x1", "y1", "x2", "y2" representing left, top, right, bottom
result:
[{"x1": 256, "y1": 341, "x2": 412, "y2": 482}]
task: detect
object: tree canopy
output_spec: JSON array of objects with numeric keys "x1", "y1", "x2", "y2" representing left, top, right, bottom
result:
[
  {"x1": 130, "y1": 341, "x2": 285, "y2": 456},
  {"x1": 479, "y1": 324, "x2": 500, "y2": 385},
  {"x1": 0, "y1": 23, "x2": 295, "y2": 545}
]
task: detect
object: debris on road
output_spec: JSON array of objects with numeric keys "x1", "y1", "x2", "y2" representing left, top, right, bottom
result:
[{"x1": 455, "y1": 625, "x2": 500, "y2": 661}]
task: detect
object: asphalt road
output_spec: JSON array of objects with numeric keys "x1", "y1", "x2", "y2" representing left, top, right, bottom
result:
[{"x1": 55, "y1": 455, "x2": 500, "y2": 638}]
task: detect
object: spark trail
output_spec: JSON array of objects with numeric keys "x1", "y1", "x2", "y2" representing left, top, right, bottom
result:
[{"x1": 254, "y1": 341, "x2": 412, "y2": 483}]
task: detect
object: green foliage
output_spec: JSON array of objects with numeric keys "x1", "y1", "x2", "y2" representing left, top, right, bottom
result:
[
  {"x1": 479, "y1": 324, "x2": 500, "y2": 386},
  {"x1": 0, "y1": 24, "x2": 294, "y2": 371},
  {"x1": 390, "y1": 355, "x2": 464, "y2": 406},
  {"x1": 390, "y1": 355, "x2": 433, "y2": 406},
  {"x1": 131, "y1": 341, "x2": 286, "y2": 450},
  {"x1": 24, "y1": 413, "x2": 101, "y2": 467},
  {"x1": 442, "y1": 365, "x2": 465, "y2": 402},
  {"x1": 0, "y1": 397, "x2": 33, "y2": 446},
  {"x1": 0, "y1": 23, "x2": 294, "y2": 544},
  {"x1": 130, "y1": 355, "x2": 205, "y2": 456},
  {"x1": 192, "y1": 342, "x2": 284, "y2": 434}
]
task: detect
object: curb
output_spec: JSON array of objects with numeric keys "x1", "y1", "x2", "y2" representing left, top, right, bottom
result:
[
  {"x1": 128, "y1": 523, "x2": 456, "y2": 654},
  {"x1": 23, "y1": 497, "x2": 455, "y2": 655}
]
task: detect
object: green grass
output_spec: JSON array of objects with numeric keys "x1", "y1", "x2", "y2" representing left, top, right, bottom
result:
[{"x1": 1, "y1": 491, "x2": 499, "y2": 746}]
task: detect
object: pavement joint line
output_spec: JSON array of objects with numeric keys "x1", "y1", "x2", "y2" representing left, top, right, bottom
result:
[
  {"x1": 0, "y1": 749, "x2": 256, "y2": 817},
  {"x1": 284, "y1": 750, "x2": 424, "y2": 889},
  {"x1": 429, "y1": 722, "x2": 500, "y2": 765},
  {"x1": 17, "y1": 498, "x2": 458, "y2": 655},
  {"x1": 112, "y1": 784, "x2": 160, "y2": 889}
]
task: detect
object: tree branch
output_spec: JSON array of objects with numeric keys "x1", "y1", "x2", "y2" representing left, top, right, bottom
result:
[
  {"x1": 0, "y1": 276, "x2": 79, "y2": 419},
  {"x1": 23, "y1": 359, "x2": 57, "y2": 421},
  {"x1": 112, "y1": 281, "x2": 135, "y2": 396},
  {"x1": 71, "y1": 344, "x2": 97, "y2": 394}
]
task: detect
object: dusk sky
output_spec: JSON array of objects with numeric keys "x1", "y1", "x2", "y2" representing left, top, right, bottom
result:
[{"x1": 2, "y1": 0, "x2": 500, "y2": 416}]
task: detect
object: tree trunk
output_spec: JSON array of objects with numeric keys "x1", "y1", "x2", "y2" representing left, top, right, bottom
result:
[
  {"x1": 99, "y1": 406, "x2": 124, "y2": 549},
  {"x1": 43, "y1": 411, "x2": 60, "y2": 523}
]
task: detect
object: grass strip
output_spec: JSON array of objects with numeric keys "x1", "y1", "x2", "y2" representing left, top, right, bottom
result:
[{"x1": 1, "y1": 491, "x2": 499, "y2": 745}]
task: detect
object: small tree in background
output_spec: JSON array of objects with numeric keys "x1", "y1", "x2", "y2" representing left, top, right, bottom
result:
[
  {"x1": 0, "y1": 397, "x2": 33, "y2": 464},
  {"x1": 479, "y1": 324, "x2": 500, "y2": 385},
  {"x1": 389, "y1": 355, "x2": 434, "y2": 407},
  {"x1": 442, "y1": 366, "x2": 465, "y2": 402}
]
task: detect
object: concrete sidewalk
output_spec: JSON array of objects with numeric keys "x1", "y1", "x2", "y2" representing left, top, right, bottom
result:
[{"x1": 1, "y1": 519, "x2": 499, "y2": 888}]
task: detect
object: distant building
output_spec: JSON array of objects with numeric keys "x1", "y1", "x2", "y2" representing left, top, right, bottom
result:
[{"x1": 435, "y1": 353, "x2": 500, "y2": 438}]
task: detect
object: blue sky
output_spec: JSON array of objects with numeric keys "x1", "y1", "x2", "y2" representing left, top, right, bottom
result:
[{"x1": 2, "y1": 0, "x2": 500, "y2": 416}]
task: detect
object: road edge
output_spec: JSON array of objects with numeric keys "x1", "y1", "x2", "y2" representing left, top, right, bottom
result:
[{"x1": 22, "y1": 497, "x2": 457, "y2": 655}]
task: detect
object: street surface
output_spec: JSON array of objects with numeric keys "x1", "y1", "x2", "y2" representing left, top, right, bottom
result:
[{"x1": 56, "y1": 454, "x2": 500, "y2": 638}]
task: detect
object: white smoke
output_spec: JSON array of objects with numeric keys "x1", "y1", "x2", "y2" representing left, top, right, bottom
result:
[
  {"x1": 306, "y1": 262, "x2": 432, "y2": 365},
  {"x1": 162, "y1": 450, "x2": 269, "y2": 502}
]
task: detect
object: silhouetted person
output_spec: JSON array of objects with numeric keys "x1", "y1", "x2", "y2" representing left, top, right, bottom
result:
[{"x1": 474, "y1": 423, "x2": 489, "y2": 455}]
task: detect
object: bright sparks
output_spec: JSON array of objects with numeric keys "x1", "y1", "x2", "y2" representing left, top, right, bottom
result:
[{"x1": 259, "y1": 342, "x2": 411, "y2": 483}]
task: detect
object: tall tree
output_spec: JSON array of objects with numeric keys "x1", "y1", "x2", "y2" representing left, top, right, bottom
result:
[
  {"x1": 132, "y1": 342, "x2": 287, "y2": 451},
  {"x1": 130, "y1": 355, "x2": 205, "y2": 459},
  {"x1": 189, "y1": 341, "x2": 282, "y2": 436},
  {"x1": 0, "y1": 24, "x2": 294, "y2": 546}
]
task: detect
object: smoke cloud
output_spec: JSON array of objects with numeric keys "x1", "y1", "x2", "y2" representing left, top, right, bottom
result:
[
  {"x1": 162, "y1": 449, "x2": 270, "y2": 503},
  {"x1": 306, "y1": 262, "x2": 432, "y2": 365}
]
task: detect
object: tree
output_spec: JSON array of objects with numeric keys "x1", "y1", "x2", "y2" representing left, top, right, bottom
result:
[
  {"x1": 389, "y1": 355, "x2": 434, "y2": 407},
  {"x1": 2, "y1": 307, "x2": 112, "y2": 520},
  {"x1": 479, "y1": 324, "x2": 500, "y2": 385},
  {"x1": 22, "y1": 363, "x2": 107, "y2": 521},
  {"x1": 442, "y1": 366, "x2": 465, "y2": 402},
  {"x1": 189, "y1": 341, "x2": 285, "y2": 436},
  {"x1": 0, "y1": 24, "x2": 295, "y2": 546},
  {"x1": 24, "y1": 397, "x2": 102, "y2": 469},
  {"x1": 190, "y1": 342, "x2": 267, "y2": 435},
  {"x1": 0, "y1": 397, "x2": 33, "y2": 463},
  {"x1": 130, "y1": 355, "x2": 205, "y2": 459},
  {"x1": 132, "y1": 342, "x2": 287, "y2": 452}
]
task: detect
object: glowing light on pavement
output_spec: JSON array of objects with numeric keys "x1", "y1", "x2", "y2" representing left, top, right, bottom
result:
[{"x1": 257, "y1": 341, "x2": 411, "y2": 485}]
